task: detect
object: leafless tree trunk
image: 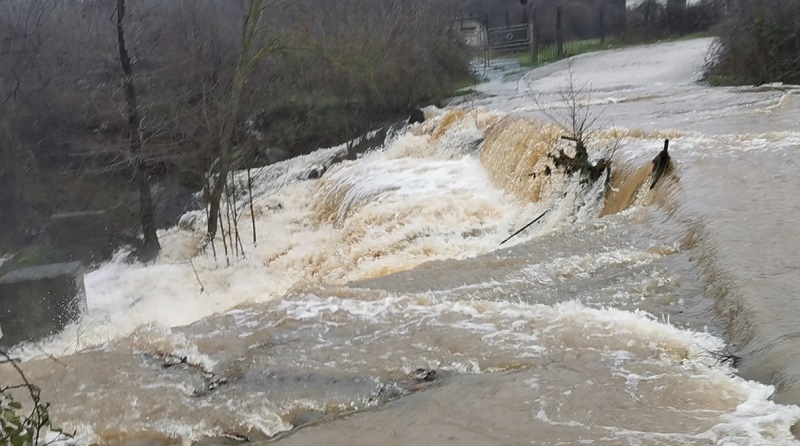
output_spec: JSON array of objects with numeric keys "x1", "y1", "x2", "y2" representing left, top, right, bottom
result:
[
  {"x1": 116, "y1": 0, "x2": 160, "y2": 258},
  {"x1": 205, "y1": 0, "x2": 263, "y2": 245}
]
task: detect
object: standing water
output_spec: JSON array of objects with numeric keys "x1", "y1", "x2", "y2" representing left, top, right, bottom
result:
[{"x1": 3, "y1": 38, "x2": 800, "y2": 445}]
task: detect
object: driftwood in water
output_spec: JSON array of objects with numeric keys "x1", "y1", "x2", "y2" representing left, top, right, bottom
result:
[
  {"x1": 500, "y1": 210, "x2": 549, "y2": 246},
  {"x1": 650, "y1": 139, "x2": 672, "y2": 190}
]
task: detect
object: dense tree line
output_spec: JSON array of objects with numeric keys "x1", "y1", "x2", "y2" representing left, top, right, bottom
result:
[
  {"x1": 0, "y1": 0, "x2": 472, "y2": 252},
  {"x1": 707, "y1": 0, "x2": 800, "y2": 85},
  {"x1": 624, "y1": 0, "x2": 724, "y2": 40}
]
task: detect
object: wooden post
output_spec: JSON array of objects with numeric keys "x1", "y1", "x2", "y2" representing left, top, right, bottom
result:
[
  {"x1": 556, "y1": 6, "x2": 564, "y2": 59},
  {"x1": 599, "y1": 1, "x2": 605, "y2": 43},
  {"x1": 483, "y1": 15, "x2": 490, "y2": 68},
  {"x1": 528, "y1": 6, "x2": 539, "y2": 64}
]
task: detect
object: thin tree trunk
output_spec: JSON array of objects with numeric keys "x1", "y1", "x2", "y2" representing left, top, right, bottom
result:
[
  {"x1": 247, "y1": 167, "x2": 257, "y2": 245},
  {"x1": 116, "y1": 0, "x2": 160, "y2": 258},
  {"x1": 229, "y1": 175, "x2": 245, "y2": 256},
  {"x1": 205, "y1": 0, "x2": 263, "y2": 244},
  {"x1": 224, "y1": 182, "x2": 235, "y2": 256},
  {"x1": 219, "y1": 210, "x2": 230, "y2": 266}
]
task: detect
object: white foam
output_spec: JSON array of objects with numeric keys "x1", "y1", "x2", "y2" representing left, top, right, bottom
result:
[{"x1": 15, "y1": 120, "x2": 552, "y2": 359}]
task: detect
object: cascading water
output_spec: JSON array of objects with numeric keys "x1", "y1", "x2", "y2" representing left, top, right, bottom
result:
[{"x1": 4, "y1": 37, "x2": 800, "y2": 445}]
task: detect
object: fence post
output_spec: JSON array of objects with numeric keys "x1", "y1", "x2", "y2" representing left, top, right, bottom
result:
[
  {"x1": 599, "y1": 1, "x2": 605, "y2": 43},
  {"x1": 528, "y1": 6, "x2": 539, "y2": 64},
  {"x1": 556, "y1": 6, "x2": 564, "y2": 58},
  {"x1": 484, "y1": 14, "x2": 490, "y2": 68}
]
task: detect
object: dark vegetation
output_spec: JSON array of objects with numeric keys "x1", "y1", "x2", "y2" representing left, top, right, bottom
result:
[
  {"x1": 469, "y1": 0, "x2": 798, "y2": 88},
  {"x1": 0, "y1": 0, "x2": 472, "y2": 252},
  {"x1": 707, "y1": 0, "x2": 800, "y2": 85},
  {"x1": 621, "y1": 0, "x2": 724, "y2": 42},
  {"x1": 465, "y1": 0, "x2": 722, "y2": 45}
]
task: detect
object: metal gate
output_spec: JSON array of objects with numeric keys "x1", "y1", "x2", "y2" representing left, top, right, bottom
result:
[{"x1": 486, "y1": 24, "x2": 529, "y2": 52}]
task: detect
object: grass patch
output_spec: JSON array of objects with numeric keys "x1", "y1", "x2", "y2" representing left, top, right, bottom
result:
[
  {"x1": 514, "y1": 32, "x2": 713, "y2": 68},
  {"x1": 451, "y1": 88, "x2": 479, "y2": 97},
  {"x1": 703, "y1": 74, "x2": 737, "y2": 87},
  {"x1": 515, "y1": 39, "x2": 619, "y2": 68},
  {"x1": 453, "y1": 78, "x2": 479, "y2": 91},
  {"x1": 447, "y1": 76, "x2": 480, "y2": 99}
]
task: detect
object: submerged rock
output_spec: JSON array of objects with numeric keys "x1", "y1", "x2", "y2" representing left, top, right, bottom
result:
[
  {"x1": 409, "y1": 108, "x2": 425, "y2": 125},
  {"x1": 296, "y1": 163, "x2": 328, "y2": 181}
]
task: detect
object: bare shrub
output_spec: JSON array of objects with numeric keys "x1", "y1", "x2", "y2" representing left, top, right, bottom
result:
[
  {"x1": 707, "y1": 0, "x2": 800, "y2": 85},
  {"x1": 529, "y1": 62, "x2": 621, "y2": 181}
]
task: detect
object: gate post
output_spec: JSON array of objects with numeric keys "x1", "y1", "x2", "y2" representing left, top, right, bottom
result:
[
  {"x1": 529, "y1": 6, "x2": 539, "y2": 63},
  {"x1": 556, "y1": 6, "x2": 564, "y2": 58}
]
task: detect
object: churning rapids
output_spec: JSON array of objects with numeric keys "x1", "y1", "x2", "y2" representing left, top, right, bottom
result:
[{"x1": 4, "y1": 38, "x2": 800, "y2": 445}]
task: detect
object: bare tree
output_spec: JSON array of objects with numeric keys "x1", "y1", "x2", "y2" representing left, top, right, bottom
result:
[
  {"x1": 116, "y1": 0, "x2": 160, "y2": 258},
  {"x1": 0, "y1": 0, "x2": 473, "y2": 255},
  {"x1": 529, "y1": 63, "x2": 619, "y2": 180},
  {"x1": 204, "y1": 0, "x2": 328, "y2": 247}
]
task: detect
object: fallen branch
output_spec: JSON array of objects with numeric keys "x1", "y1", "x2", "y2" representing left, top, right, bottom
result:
[
  {"x1": 189, "y1": 258, "x2": 205, "y2": 294},
  {"x1": 500, "y1": 210, "x2": 549, "y2": 246}
]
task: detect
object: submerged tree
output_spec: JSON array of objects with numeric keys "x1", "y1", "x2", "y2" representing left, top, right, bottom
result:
[
  {"x1": 204, "y1": 0, "x2": 334, "y2": 251},
  {"x1": 530, "y1": 62, "x2": 620, "y2": 182}
]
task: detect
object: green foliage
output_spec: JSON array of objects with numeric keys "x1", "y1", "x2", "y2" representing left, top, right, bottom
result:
[
  {"x1": 516, "y1": 39, "x2": 616, "y2": 67},
  {"x1": 1, "y1": 392, "x2": 51, "y2": 446},
  {"x1": 515, "y1": 31, "x2": 713, "y2": 69},
  {"x1": 1, "y1": 352, "x2": 52, "y2": 446}
]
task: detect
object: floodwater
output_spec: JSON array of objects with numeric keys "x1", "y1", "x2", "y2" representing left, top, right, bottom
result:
[{"x1": 3, "y1": 38, "x2": 800, "y2": 445}]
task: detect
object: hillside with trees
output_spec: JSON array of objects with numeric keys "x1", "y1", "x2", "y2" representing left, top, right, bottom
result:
[{"x1": 0, "y1": 0, "x2": 472, "y2": 254}]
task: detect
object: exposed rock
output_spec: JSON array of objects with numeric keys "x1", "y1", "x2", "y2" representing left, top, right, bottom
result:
[
  {"x1": 413, "y1": 368, "x2": 438, "y2": 382},
  {"x1": 46, "y1": 211, "x2": 113, "y2": 264},
  {"x1": 296, "y1": 163, "x2": 327, "y2": 181},
  {"x1": 151, "y1": 181, "x2": 203, "y2": 229},
  {"x1": 408, "y1": 108, "x2": 426, "y2": 125},
  {"x1": 0, "y1": 262, "x2": 86, "y2": 349}
]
